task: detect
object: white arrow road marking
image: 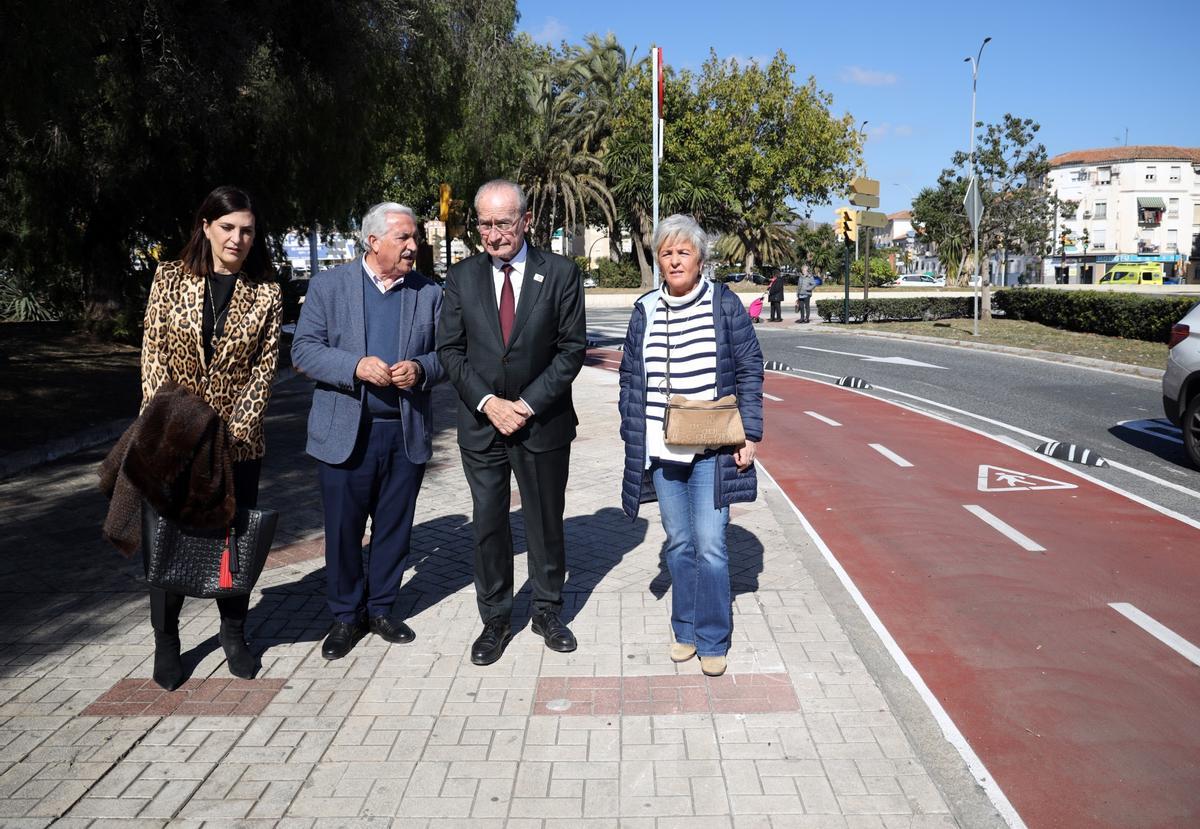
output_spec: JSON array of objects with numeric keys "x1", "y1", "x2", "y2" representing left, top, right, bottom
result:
[
  {"x1": 977, "y1": 465, "x2": 1078, "y2": 492},
  {"x1": 963, "y1": 505, "x2": 1046, "y2": 552},
  {"x1": 763, "y1": 393, "x2": 784, "y2": 402},
  {"x1": 1109, "y1": 603, "x2": 1200, "y2": 668},
  {"x1": 869, "y1": 443, "x2": 914, "y2": 467},
  {"x1": 797, "y1": 345, "x2": 948, "y2": 369},
  {"x1": 1115, "y1": 418, "x2": 1184, "y2": 446},
  {"x1": 805, "y1": 411, "x2": 842, "y2": 426}
]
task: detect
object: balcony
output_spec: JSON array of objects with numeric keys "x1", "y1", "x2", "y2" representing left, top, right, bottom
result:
[{"x1": 1138, "y1": 240, "x2": 1160, "y2": 255}]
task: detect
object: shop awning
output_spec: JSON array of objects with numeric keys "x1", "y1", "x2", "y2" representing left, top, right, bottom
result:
[{"x1": 1138, "y1": 196, "x2": 1166, "y2": 209}]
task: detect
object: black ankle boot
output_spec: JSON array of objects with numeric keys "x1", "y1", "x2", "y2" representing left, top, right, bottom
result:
[
  {"x1": 219, "y1": 620, "x2": 256, "y2": 679},
  {"x1": 153, "y1": 631, "x2": 184, "y2": 691}
]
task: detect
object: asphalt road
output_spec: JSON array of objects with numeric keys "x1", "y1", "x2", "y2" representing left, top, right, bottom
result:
[{"x1": 585, "y1": 306, "x2": 1200, "y2": 522}]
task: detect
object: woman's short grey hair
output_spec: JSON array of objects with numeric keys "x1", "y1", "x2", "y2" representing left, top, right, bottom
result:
[
  {"x1": 652, "y1": 214, "x2": 709, "y2": 264},
  {"x1": 360, "y1": 202, "x2": 417, "y2": 247},
  {"x1": 474, "y1": 179, "x2": 528, "y2": 215}
]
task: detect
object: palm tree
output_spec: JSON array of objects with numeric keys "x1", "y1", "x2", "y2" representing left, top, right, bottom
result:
[
  {"x1": 714, "y1": 201, "x2": 799, "y2": 272},
  {"x1": 517, "y1": 68, "x2": 615, "y2": 249}
]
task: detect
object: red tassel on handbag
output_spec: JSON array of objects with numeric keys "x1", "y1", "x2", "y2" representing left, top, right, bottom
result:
[{"x1": 218, "y1": 528, "x2": 233, "y2": 589}]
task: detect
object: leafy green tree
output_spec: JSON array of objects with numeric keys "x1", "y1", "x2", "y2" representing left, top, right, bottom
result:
[
  {"x1": 605, "y1": 50, "x2": 858, "y2": 287},
  {"x1": 912, "y1": 173, "x2": 970, "y2": 284},
  {"x1": 0, "y1": 0, "x2": 522, "y2": 328},
  {"x1": 678, "y1": 51, "x2": 859, "y2": 273},
  {"x1": 792, "y1": 223, "x2": 845, "y2": 281},
  {"x1": 850, "y1": 256, "x2": 896, "y2": 287},
  {"x1": 955, "y1": 114, "x2": 1053, "y2": 316}
]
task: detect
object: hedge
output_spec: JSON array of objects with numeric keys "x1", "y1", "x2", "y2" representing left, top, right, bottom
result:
[
  {"x1": 815, "y1": 296, "x2": 975, "y2": 323},
  {"x1": 992, "y1": 289, "x2": 1197, "y2": 343}
]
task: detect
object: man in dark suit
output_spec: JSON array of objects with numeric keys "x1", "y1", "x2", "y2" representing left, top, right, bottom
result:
[
  {"x1": 437, "y1": 179, "x2": 586, "y2": 665},
  {"x1": 292, "y1": 202, "x2": 444, "y2": 660}
]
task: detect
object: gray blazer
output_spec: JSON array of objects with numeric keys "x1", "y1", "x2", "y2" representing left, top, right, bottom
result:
[{"x1": 292, "y1": 260, "x2": 445, "y2": 465}]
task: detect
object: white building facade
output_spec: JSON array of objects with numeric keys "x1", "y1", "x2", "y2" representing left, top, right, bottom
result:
[{"x1": 1044, "y1": 146, "x2": 1200, "y2": 284}]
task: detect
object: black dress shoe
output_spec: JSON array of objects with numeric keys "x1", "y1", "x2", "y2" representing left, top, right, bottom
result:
[
  {"x1": 322, "y1": 619, "x2": 367, "y2": 660},
  {"x1": 470, "y1": 620, "x2": 512, "y2": 666},
  {"x1": 369, "y1": 615, "x2": 415, "y2": 644},
  {"x1": 530, "y1": 611, "x2": 577, "y2": 653}
]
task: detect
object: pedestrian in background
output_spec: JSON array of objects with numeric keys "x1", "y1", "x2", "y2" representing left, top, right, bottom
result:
[
  {"x1": 766, "y1": 272, "x2": 784, "y2": 321},
  {"x1": 795, "y1": 271, "x2": 816, "y2": 323},
  {"x1": 617, "y1": 213, "x2": 764, "y2": 677},
  {"x1": 291, "y1": 202, "x2": 445, "y2": 660},
  {"x1": 437, "y1": 180, "x2": 587, "y2": 667},
  {"x1": 138, "y1": 185, "x2": 282, "y2": 690}
]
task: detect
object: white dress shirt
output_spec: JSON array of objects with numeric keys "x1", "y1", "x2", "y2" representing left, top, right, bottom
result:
[
  {"x1": 477, "y1": 242, "x2": 534, "y2": 416},
  {"x1": 362, "y1": 255, "x2": 402, "y2": 293}
]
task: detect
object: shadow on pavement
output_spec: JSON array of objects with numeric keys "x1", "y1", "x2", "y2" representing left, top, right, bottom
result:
[{"x1": 1108, "y1": 419, "x2": 1191, "y2": 468}]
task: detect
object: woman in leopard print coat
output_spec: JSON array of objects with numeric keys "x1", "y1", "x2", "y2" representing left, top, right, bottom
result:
[{"x1": 141, "y1": 185, "x2": 282, "y2": 690}]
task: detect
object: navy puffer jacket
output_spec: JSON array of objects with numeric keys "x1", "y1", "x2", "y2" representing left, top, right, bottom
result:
[{"x1": 618, "y1": 280, "x2": 764, "y2": 519}]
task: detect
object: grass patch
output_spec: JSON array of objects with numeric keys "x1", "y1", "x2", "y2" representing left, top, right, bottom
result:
[{"x1": 850, "y1": 318, "x2": 1167, "y2": 369}]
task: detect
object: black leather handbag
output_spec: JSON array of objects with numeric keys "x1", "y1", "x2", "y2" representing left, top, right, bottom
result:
[{"x1": 142, "y1": 503, "x2": 278, "y2": 598}]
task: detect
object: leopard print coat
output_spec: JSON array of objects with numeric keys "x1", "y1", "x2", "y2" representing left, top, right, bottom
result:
[{"x1": 141, "y1": 260, "x2": 282, "y2": 461}]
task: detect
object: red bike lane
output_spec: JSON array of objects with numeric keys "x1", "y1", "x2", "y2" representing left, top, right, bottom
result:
[
  {"x1": 757, "y1": 372, "x2": 1199, "y2": 829},
  {"x1": 588, "y1": 349, "x2": 1200, "y2": 828}
]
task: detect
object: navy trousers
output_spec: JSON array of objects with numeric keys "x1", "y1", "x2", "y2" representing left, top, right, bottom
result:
[{"x1": 318, "y1": 418, "x2": 425, "y2": 623}]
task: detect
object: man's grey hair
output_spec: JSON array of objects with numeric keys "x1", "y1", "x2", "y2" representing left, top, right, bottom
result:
[
  {"x1": 360, "y1": 202, "x2": 417, "y2": 248},
  {"x1": 652, "y1": 214, "x2": 709, "y2": 264},
  {"x1": 474, "y1": 179, "x2": 528, "y2": 215}
]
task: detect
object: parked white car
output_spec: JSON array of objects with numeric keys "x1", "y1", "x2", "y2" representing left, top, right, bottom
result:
[
  {"x1": 892, "y1": 273, "x2": 946, "y2": 287},
  {"x1": 1162, "y1": 302, "x2": 1200, "y2": 466}
]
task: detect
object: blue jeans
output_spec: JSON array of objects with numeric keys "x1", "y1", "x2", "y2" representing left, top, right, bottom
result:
[{"x1": 651, "y1": 456, "x2": 731, "y2": 656}]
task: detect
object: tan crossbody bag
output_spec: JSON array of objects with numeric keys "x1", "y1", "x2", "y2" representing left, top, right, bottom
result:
[{"x1": 659, "y1": 299, "x2": 746, "y2": 448}]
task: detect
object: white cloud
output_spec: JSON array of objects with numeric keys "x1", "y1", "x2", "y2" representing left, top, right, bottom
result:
[
  {"x1": 894, "y1": 124, "x2": 913, "y2": 137},
  {"x1": 840, "y1": 65, "x2": 899, "y2": 86},
  {"x1": 528, "y1": 17, "x2": 568, "y2": 45}
]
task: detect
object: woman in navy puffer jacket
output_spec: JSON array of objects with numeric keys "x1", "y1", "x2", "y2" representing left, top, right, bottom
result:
[{"x1": 618, "y1": 214, "x2": 763, "y2": 677}]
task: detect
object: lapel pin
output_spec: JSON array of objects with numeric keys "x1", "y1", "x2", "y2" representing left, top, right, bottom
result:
[{"x1": 533, "y1": 273, "x2": 545, "y2": 283}]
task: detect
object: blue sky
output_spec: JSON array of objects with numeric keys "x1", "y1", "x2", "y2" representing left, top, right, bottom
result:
[{"x1": 516, "y1": 0, "x2": 1200, "y2": 219}]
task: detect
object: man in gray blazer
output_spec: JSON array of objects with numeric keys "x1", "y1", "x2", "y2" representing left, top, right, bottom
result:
[
  {"x1": 292, "y1": 202, "x2": 445, "y2": 660},
  {"x1": 437, "y1": 180, "x2": 586, "y2": 666}
]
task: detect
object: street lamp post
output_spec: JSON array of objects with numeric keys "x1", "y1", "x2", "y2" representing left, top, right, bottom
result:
[
  {"x1": 585, "y1": 234, "x2": 611, "y2": 269},
  {"x1": 858, "y1": 121, "x2": 870, "y2": 303},
  {"x1": 964, "y1": 36, "x2": 990, "y2": 336}
]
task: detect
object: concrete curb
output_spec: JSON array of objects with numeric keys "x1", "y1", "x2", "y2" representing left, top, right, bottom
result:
[
  {"x1": 816, "y1": 326, "x2": 1165, "y2": 380},
  {"x1": 0, "y1": 366, "x2": 301, "y2": 481}
]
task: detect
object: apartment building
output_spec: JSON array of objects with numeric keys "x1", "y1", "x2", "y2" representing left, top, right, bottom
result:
[{"x1": 1045, "y1": 146, "x2": 1200, "y2": 283}]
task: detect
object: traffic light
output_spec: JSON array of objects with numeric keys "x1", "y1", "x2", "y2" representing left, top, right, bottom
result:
[
  {"x1": 439, "y1": 183, "x2": 451, "y2": 223},
  {"x1": 1059, "y1": 230, "x2": 1072, "y2": 250},
  {"x1": 835, "y1": 207, "x2": 857, "y2": 245}
]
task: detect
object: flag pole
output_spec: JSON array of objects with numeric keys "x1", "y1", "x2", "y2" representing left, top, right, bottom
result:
[{"x1": 651, "y1": 46, "x2": 662, "y2": 290}]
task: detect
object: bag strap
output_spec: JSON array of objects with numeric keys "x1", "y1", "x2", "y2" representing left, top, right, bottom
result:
[{"x1": 658, "y1": 298, "x2": 673, "y2": 397}]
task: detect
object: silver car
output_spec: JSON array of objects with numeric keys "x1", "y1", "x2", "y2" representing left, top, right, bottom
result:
[{"x1": 1162, "y1": 302, "x2": 1200, "y2": 466}]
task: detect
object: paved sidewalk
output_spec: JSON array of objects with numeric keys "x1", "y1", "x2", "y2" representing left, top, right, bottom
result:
[{"x1": 0, "y1": 361, "x2": 1002, "y2": 827}]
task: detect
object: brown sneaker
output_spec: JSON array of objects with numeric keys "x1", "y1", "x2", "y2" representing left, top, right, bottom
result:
[
  {"x1": 670, "y1": 642, "x2": 696, "y2": 663},
  {"x1": 699, "y1": 655, "x2": 727, "y2": 676}
]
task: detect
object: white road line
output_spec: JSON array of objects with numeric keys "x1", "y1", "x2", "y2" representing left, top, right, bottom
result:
[
  {"x1": 763, "y1": 392, "x2": 784, "y2": 402},
  {"x1": 784, "y1": 367, "x2": 1200, "y2": 505},
  {"x1": 756, "y1": 462, "x2": 1027, "y2": 829},
  {"x1": 869, "y1": 443, "x2": 913, "y2": 467},
  {"x1": 963, "y1": 505, "x2": 1046, "y2": 552},
  {"x1": 1109, "y1": 603, "x2": 1200, "y2": 668},
  {"x1": 805, "y1": 411, "x2": 841, "y2": 426}
]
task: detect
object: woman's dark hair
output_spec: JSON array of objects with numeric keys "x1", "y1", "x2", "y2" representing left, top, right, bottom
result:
[{"x1": 179, "y1": 186, "x2": 275, "y2": 280}]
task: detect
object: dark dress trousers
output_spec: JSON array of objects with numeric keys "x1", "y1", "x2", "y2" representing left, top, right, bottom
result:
[{"x1": 436, "y1": 245, "x2": 586, "y2": 623}]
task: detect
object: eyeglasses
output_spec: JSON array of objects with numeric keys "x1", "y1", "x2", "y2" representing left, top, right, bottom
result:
[{"x1": 476, "y1": 217, "x2": 521, "y2": 235}]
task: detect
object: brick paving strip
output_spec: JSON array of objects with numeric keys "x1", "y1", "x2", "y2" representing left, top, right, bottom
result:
[
  {"x1": 0, "y1": 368, "x2": 1004, "y2": 826},
  {"x1": 82, "y1": 678, "x2": 287, "y2": 718},
  {"x1": 534, "y1": 674, "x2": 800, "y2": 717}
]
